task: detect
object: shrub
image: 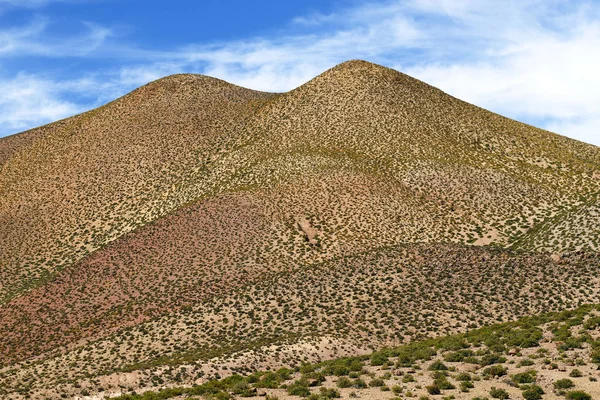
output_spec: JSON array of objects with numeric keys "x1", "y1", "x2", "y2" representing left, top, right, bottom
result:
[
  {"x1": 517, "y1": 359, "x2": 535, "y2": 367},
  {"x1": 352, "y1": 379, "x2": 367, "y2": 389},
  {"x1": 391, "y1": 385, "x2": 403, "y2": 395},
  {"x1": 402, "y1": 374, "x2": 415, "y2": 383},
  {"x1": 369, "y1": 378, "x2": 385, "y2": 387},
  {"x1": 489, "y1": 387, "x2": 509, "y2": 399},
  {"x1": 512, "y1": 370, "x2": 536, "y2": 384},
  {"x1": 455, "y1": 372, "x2": 471, "y2": 381},
  {"x1": 254, "y1": 368, "x2": 293, "y2": 388},
  {"x1": 287, "y1": 380, "x2": 311, "y2": 397},
  {"x1": 565, "y1": 391, "x2": 592, "y2": 400},
  {"x1": 521, "y1": 384, "x2": 543, "y2": 400},
  {"x1": 318, "y1": 388, "x2": 340, "y2": 399},
  {"x1": 444, "y1": 349, "x2": 473, "y2": 362},
  {"x1": 569, "y1": 369, "x2": 583, "y2": 377},
  {"x1": 479, "y1": 354, "x2": 506, "y2": 366},
  {"x1": 426, "y1": 385, "x2": 440, "y2": 395},
  {"x1": 554, "y1": 379, "x2": 575, "y2": 390},
  {"x1": 522, "y1": 389, "x2": 542, "y2": 400},
  {"x1": 370, "y1": 352, "x2": 388, "y2": 366},
  {"x1": 459, "y1": 381, "x2": 474, "y2": 392},
  {"x1": 428, "y1": 360, "x2": 448, "y2": 371},
  {"x1": 336, "y1": 377, "x2": 352, "y2": 388},
  {"x1": 482, "y1": 365, "x2": 507, "y2": 377}
]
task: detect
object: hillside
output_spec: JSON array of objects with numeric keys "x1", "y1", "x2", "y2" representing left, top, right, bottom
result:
[
  {"x1": 0, "y1": 60, "x2": 599, "y2": 399},
  {"x1": 104, "y1": 304, "x2": 600, "y2": 400}
]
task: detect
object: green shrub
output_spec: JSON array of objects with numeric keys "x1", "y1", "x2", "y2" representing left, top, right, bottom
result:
[
  {"x1": 428, "y1": 360, "x2": 448, "y2": 371},
  {"x1": 565, "y1": 391, "x2": 592, "y2": 400},
  {"x1": 569, "y1": 369, "x2": 583, "y2": 377},
  {"x1": 352, "y1": 379, "x2": 367, "y2": 389},
  {"x1": 479, "y1": 354, "x2": 506, "y2": 366},
  {"x1": 426, "y1": 385, "x2": 440, "y2": 395},
  {"x1": 336, "y1": 377, "x2": 352, "y2": 388},
  {"x1": 318, "y1": 388, "x2": 340, "y2": 399},
  {"x1": 482, "y1": 365, "x2": 507, "y2": 377},
  {"x1": 511, "y1": 370, "x2": 536, "y2": 384},
  {"x1": 391, "y1": 385, "x2": 403, "y2": 394},
  {"x1": 518, "y1": 359, "x2": 535, "y2": 367},
  {"x1": 554, "y1": 378, "x2": 575, "y2": 389},
  {"x1": 522, "y1": 389, "x2": 542, "y2": 400},
  {"x1": 459, "y1": 381, "x2": 474, "y2": 392},
  {"x1": 287, "y1": 380, "x2": 311, "y2": 397},
  {"x1": 521, "y1": 384, "x2": 543, "y2": 400},
  {"x1": 455, "y1": 372, "x2": 471, "y2": 381},
  {"x1": 489, "y1": 387, "x2": 509, "y2": 399},
  {"x1": 370, "y1": 352, "x2": 388, "y2": 366},
  {"x1": 591, "y1": 350, "x2": 600, "y2": 364},
  {"x1": 444, "y1": 350, "x2": 473, "y2": 362},
  {"x1": 369, "y1": 378, "x2": 385, "y2": 387}
]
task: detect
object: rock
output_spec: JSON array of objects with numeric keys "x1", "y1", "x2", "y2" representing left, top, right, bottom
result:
[
  {"x1": 550, "y1": 253, "x2": 562, "y2": 263},
  {"x1": 297, "y1": 218, "x2": 319, "y2": 245},
  {"x1": 503, "y1": 378, "x2": 517, "y2": 387},
  {"x1": 308, "y1": 379, "x2": 319, "y2": 387},
  {"x1": 463, "y1": 364, "x2": 479, "y2": 373}
]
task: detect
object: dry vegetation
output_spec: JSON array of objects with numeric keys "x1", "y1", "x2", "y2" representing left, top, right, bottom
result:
[
  {"x1": 1, "y1": 245, "x2": 599, "y2": 399},
  {"x1": 0, "y1": 60, "x2": 599, "y2": 399},
  {"x1": 110, "y1": 304, "x2": 600, "y2": 400}
]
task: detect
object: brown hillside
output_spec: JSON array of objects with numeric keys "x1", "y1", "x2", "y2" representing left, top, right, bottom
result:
[
  {"x1": 1, "y1": 60, "x2": 599, "y2": 399},
  {"x1": 0, "y1": 75, "x2": 274, "y2": 302}
]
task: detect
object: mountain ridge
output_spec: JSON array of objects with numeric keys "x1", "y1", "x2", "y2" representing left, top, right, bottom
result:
[{"x1": 1, "y1": 60, "x2": 599, "y2": 399}]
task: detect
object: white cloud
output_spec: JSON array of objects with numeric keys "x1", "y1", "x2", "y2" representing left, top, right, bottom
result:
[
  {"x1": 0, "y1": 74, "x2": 82, "y2": 132},
  {"x1": 0, "y1": 0, "x2": 598, "y2": 147},
  {"x1": 0, "y1": 18, "x2": 112, "y2": 57},
  {"x1": 546, "y1": 117, "x2": 600, "y2": 145}
]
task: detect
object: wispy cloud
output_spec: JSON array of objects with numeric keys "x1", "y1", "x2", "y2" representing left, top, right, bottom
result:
[
  {"x1": 0, "y1": 0, "x2": 80, "y2": 9},
  {"x1": 0, "y1": 0, "x2": 598, "y2": 146},
  {"x1": 0, "y1": 18, "x2": 112, "y2": 57},
  {"x1": 0, "y1": 73, "x2": 82, "y2": 133}
]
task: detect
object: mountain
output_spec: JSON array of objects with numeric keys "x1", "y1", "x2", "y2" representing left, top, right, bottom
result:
[{"x1": 0, "y1": 60, "x2": 599, "y2": 399}]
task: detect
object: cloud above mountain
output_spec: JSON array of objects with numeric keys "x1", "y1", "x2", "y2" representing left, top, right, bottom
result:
[{"x1": 0, "y1": 0, "x2": 598, "y2": 145}]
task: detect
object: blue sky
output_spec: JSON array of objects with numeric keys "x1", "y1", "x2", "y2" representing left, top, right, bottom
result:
[{"x1": 0, "y1": 0, "x2": 599, "y2": 146}]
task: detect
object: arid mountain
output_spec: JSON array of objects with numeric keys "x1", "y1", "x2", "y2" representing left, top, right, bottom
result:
[{"x1": 0, "y1": 60, "x2": 599, "y2": 399}]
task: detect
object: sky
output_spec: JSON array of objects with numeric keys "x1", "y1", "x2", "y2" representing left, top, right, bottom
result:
[{"x1": 0, "y1": 0, "x2": 598, "y2": 146}]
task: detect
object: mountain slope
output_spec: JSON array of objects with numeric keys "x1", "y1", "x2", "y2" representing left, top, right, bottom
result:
[
  {"x1": 0, "y1": 75, "x2": 275, "y2": 302},
  {"x1": 1, "y1": 60, "x2": 599, "y2": 399}
]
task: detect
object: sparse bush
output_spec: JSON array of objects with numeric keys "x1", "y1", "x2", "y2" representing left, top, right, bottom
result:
[
  {"x1": 428, "y1": 360, "x2": 448, "y2": 371},
  {"x1": 569, "y1": 369, "x2": 583, "y2": 378},
  {"x1": 511, "y1": 370, "x2": 536, "y2": 384},
  {"x1": 459, "y1": 381, "x2": 474, "y2": 392},
  {"x1": 336, "y1": 377, "x2": 352, "y2": 388},
  {"x1": 369, "y1": 378, "x2": 385, "y2": 387},
  {"x1": 426, "y1": 385, "x2": 440, "y2": 395},
  {"x1": 565, "y1": 391, "x2": 592, "y2": 400},
  {"x1": 554, "y1": 378, "x2": 575, "y2": 390},
  {"x1": 482, "y1": 365, "x2": 507, "y2": 377},
  {"x1": 287, "y1": 379, "x2": 311, "y2": 397},
  {"x1": 489, "y1": 387, "x2": 509, "y2": 399}
]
